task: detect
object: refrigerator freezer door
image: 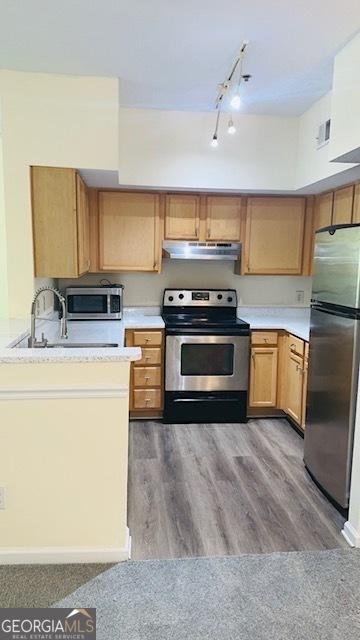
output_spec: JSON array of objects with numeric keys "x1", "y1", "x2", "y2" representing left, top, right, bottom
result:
[
  {"x1": 304, "y1": 306, "x2": 360, "y2": 508},
  {"x1": 312, "y1": 226, "x2": 360, "y2": 309}
]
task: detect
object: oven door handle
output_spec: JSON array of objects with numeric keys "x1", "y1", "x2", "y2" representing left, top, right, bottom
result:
[{"x1": 173, "y1": 396, "x2": 239, "y2": 403}]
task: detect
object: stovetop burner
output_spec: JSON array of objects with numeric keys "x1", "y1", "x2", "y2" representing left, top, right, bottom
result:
[{"x1": 162, "y1": 288, "x2": 249, "y2": 333}]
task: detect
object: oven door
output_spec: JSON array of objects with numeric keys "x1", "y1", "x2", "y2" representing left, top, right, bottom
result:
[{"x1": 165, "y1": 334, "x2": 249, "y2": 392}]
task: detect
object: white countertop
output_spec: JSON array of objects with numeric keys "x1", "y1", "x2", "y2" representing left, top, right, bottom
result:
[
  {"x1": 0, "y1": 306, "x2": 165, "y2": 364},
  {"x1": 0, "y1": 305, "x2": 309, "y2": 364},
  {"x1": 123, "y1": 307, "x2": 165, "y2": 329},
  {"x1": 0, "y1": 317, "x2": 139, "y2": 364},
  {"x1": 237, "y1": 307, "x2": 310, "y2": 341}
]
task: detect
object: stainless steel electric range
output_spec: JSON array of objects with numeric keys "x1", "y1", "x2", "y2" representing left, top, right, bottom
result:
[{"x1": 162, "y1": 289, "x2": 250, "y2": 424}]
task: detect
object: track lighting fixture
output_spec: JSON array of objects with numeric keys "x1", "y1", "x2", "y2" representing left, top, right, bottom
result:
[
  {"x1": 227, "y1": 119, "x2": 236, "y2": 134},
  {"x1": 210, "y1": 41, "x2": 251, "y2": 146},
  {"x1": 230, "y1": 94, "x2": 241, "y2": 110},
  {"x1": 210, "y1": 109, "x2": 220, "y2": 148}
]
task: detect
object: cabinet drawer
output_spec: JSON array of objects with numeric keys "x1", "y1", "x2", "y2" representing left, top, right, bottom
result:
[
  {"x1": 288, "y1": 334, "x2": 304, "y2": 357},
  {"x1": 133, "y1": 388, "x2": 161, "y2": 409},
  {"x1": 133, "y1": 367, "x2": 162, "y2": 387},
  {"x1": 135, "y1": 347, "x2": 162, "y2": 366},
  {"x1": 251, "y1": 331, "x2": 278, "y2": 346},
  {"x1": 132, "y1": 331, "x2": 162, "y2": 346}
]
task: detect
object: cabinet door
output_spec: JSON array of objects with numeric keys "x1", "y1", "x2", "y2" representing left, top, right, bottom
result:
[
  {"x1": 76, "y1": 174, "x2": 90, "y2": 275},
  {"x1": 31, "y1": 166, "x2": 79, "y2": 277},
  {"x1": 165, "y1": 194, "x2": 200, "y2": 240},
  {"x1": 244, "y1": 197, "x2": 305, "y2": 274},
  {"x1": 285, "y1": 351, "x2": 303, "y2": 425},
  {"x1": 352, "y1": 183, "x2": 360, "y2": 224},
  {"x1": 301, "y1": 343, "x2": 309, "y2": 430},
  {"x1": 249, "y1": 347, "x2": 278, "y2": 407},
  {"x1": 99, "y1": 192, "x2": 161, "y2": 271},
  {"x1": 313, "y1": 192, "x2": 333, "y2": 231},
  {"x1": 205, "y1": 196, "x2": 242, "y2": 241},
  {"x1": 333, "y1": 185, "x2": 354, "y2": 225}
]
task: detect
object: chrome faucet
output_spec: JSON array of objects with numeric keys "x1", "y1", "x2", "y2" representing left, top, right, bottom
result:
[{"x1": 28, "y1": 287, "x2": 68, "y2": 348}]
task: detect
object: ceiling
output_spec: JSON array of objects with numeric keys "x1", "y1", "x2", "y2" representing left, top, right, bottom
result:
[{"x1": 1, "y1": 1, "x2": 360, "y2": 116}]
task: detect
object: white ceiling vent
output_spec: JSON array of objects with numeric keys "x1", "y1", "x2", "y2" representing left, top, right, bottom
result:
[{"x1": 316, "y1": 119, "x2": 331, "y2": 149}]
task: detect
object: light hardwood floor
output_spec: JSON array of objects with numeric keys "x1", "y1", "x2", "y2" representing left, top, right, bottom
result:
[{"x1": 128, "y1": 419, "x2": 347, "y2": 560}]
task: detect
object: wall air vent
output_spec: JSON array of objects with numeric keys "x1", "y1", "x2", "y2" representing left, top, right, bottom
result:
[{"x1": 316, "y1": 119, "x2": 331, "y2": 149}]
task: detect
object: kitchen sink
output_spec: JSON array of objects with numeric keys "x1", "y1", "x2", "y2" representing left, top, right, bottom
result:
[
  {"x1": 15, "y1": 341, "x2": 120, "y2": 349},
  {"x1": 40, "y1": 342, "x2": 120, "y2": 348}
]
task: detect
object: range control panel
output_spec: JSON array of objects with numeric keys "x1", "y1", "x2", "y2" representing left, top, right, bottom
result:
[{"x1": 163, "y1": 289, "x2": 237, "y2": 307}]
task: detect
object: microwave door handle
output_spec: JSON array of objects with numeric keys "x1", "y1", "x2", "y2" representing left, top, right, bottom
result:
[{"x1": 107, "y1": 294, "x2": 111, "y2": 315}]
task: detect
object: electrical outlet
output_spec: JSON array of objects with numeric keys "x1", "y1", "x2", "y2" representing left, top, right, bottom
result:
[
  {"x1": 35, "y1": 298, "x2": 41, "y2": 316},
  {"x1": 296, "y1": 290, "x2": 305, "y2": 304},
  {"x1": 0, "y1": 487, "x2": 6, "y2": 510}
]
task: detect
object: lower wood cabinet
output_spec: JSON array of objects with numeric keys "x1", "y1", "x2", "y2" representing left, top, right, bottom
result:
[
  {"x1": 249, "y1": 347, "x2": 278, "y2": 407},
  {"x1": 125, "y1": 328, "x2": 164, "y2": 417},
  {"x1": 284, "y1": 351, "x2": 303, "y2": 424},
  {"x1": 282, "y1": 334, "x2": 308, "y2": 429},
  {"x1": 249, "y1": 331, "x2": 279, "y2": 407},
  {"x1": 301, "y1": 343, "x2": 309, "y2": 430},
  {"x1": 249, "y1": 330, "x2": 308, "y2": 429}
]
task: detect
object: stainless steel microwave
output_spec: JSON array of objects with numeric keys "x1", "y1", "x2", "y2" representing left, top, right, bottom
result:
[{"x1": 65, "y1": 286, "x2": 123, "y2": 320}]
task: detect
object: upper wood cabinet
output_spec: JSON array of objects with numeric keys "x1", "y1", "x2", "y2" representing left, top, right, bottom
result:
[
  {"x1": 76, "y1": 174, "x2": 90, "y2": 276},
  {"x1": 98, "y1": 191, "x2": 161, "y2": 272},
  {"x1": 332, "y1": 185, "x2": 354, "y2": 225},
  {"x1": 165, "y1": 194, "x2": 200, "y2": 240},
  {"x1": 205, "y1": 196, "x2": 242, "y2": 242},
  {"x1": 243, "y1": 197, "x2": 306, "y2": 275},
  {"x1": 313, "y1": 192, "x2": 333, "y2": 231},
  {"x1": 31, "y1": 166, "x2": 90, "y2": 278},
  {"x1": 353, "y1": 183, "x2": 360, "y2": 224}
]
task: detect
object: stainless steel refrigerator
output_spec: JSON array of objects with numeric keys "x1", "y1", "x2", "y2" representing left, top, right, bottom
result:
[{"x1": 304, "y1": 224, "x2": 360, "y2": 509}]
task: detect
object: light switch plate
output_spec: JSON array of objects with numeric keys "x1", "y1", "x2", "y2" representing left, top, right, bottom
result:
[
  {"x1": 296, "y1": 290, "x2": 305, "y2": 304},
  {"x1": 0, "y1": 487, "x2": 6, "y2": 510}
]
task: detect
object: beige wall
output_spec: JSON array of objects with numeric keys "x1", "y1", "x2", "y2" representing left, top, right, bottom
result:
[
  {"x1": 59, "y1": 261, "x2": 312, "y2": 308},
  {"x1": 118, "y1": 107, "x2": 299, "y2": 191},
  {"x1": 0, "y1": 107, "x2": 8, "y2": 317},
  {"x1": 295, "y1": 92, "x2": 356, "y2": 189},
  {"x1": 0, "y1": 70, "x2": 119, "y2": 319},
  {"x1": 330, "y1": 32, "x2": 360, "y2": 163},
  {"x1": 0, "y1": 360, "x2": 130, "y2": 558}
]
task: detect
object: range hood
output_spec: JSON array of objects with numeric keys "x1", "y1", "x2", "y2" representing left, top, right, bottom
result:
[{"x1": 162, "y1": 240, "x2": 241, "y2": 261}]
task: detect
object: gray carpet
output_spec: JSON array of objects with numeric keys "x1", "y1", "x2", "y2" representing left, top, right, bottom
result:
[
  {"x1": 0, "y1": 564, "x2": 112, "y2": 607},
  {"x1": 55, "y1": 549, "x2": 360, "y2": 639}
]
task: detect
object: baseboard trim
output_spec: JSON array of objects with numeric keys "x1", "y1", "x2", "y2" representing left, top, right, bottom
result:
[
  {"x1": 0, "y1": 528, "x2": 131, "y2": 564},
  {"x1": 341, "y1": 521, "x2": 359, "y2": 547}
]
